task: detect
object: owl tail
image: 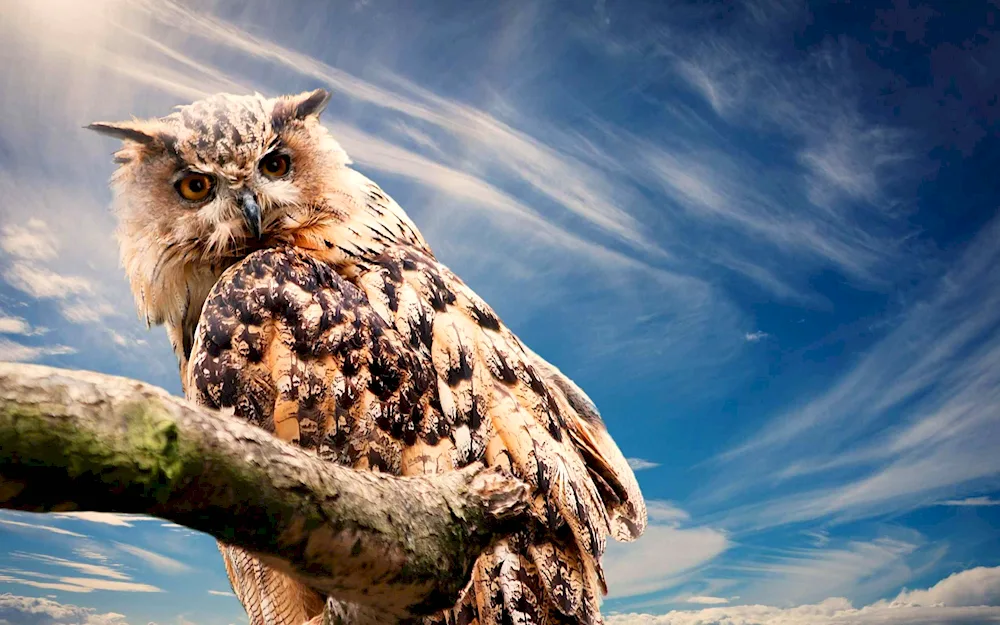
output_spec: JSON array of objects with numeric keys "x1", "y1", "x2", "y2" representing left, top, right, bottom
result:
[
  {"x1": 425, "y1": 534, "x2": 603, "y2": 625},
  {"x1": 219, "y1": 543, "x2": 326, "y2": 625}
]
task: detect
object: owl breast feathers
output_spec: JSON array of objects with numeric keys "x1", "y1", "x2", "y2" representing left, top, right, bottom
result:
[{"x1": 187, "y1": 243, "x2": 646, "y2": 625}]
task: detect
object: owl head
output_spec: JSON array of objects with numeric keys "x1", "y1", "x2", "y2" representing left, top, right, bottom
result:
[{"x1": 88, "y1": 89, "x2": 351, "y2": 329}]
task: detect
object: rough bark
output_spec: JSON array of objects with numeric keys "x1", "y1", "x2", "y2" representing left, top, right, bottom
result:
[{"x1": 0, "y1": 362, "x2": 536, "y2": 622}]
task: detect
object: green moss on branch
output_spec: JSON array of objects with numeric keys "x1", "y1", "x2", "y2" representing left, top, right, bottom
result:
[{"x1": 0, "y1": 363, "x2": 533, "y2": 621}]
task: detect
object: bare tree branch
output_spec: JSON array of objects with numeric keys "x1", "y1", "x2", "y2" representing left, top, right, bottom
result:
[{"x1": 0, "y1": 362, "x2": 534, "y2": 622}]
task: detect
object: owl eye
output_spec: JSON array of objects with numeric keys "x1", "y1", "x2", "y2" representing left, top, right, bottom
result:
[
  {"x1": 175, "y1": 173, "x2": 215, "y2": 202},
  {"x1": 259, "y1": 152, "x2": 291, "y2": 178}
]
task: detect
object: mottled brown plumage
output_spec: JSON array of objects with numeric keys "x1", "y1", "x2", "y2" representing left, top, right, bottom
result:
[{"x1": 91, "y1": 89, "x2": 646, "y2": 625}]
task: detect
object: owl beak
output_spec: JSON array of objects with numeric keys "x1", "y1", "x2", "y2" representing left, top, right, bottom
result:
[{"x1": 238, "y1": 192, "x2": 263, "y2": 240}]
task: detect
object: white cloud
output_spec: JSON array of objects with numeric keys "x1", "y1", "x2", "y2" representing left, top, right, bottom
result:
[
  {"x1": 1, "y1": 220, "x2": 58, "y2": 261},
  {"x1": 0, "y1": 516, "x2": 86, "y2": 538},
  {"x1": 0, "y1": 553, "x2": 162, "y2": 595},
  {"x1": 106, "y1": 331, "x2": 147, "y2": 348},
  {"x1": 59, "y1": 302, "x2": 119, "y2": 324},
  {"x1": 13, "y1": 553, "x2": 131, "y2": 582},
  {"x1": 73, "y1": 548, "x2": 110, "y2": 563},
  {"x1": 0, "y1": 572, "x2": 160, "y2": 594},
  {"x1": 607, "y1": 566, "x2": 1000, "y2": 624},
  {"x1": 802, "y1": 530, "x2": 831, "y2": 547},
  {"x1": 645, "y1": 502, "x2": 692, "y2": 526},
  {"x1": 0, "y1": 574, "x2": 94, "y2": 595},
  {"x1": 0, "y1": 213, "x2": 133, "y2": 364},
  {"x1": 0, "y1": 593, "x2": 131, "y2": 625},
  {"x1": 605, "y1": 501, "x2": 728, "y2": 599},
  {"x1": 743, "y1": 331, "x2": 768, "y2": 343},
  {"x1": 938, "y1": 497, "x2": 1000, "y2": 507},
  {"x1": 627, "y1": 458, "x2": 661, "y2": 471},
  {"x1": 1, "y1": 261, "x2": 118, "y2": 326},
  {"x1": 639, "y1": 143, "x2": 886, "y2": 298},
  {"x1": 207, "y1": 590, "x2": 235, "y2": 597},
  {"x1": 42, "y1": 577, "x2": 161, "y2": 593},
  {"x1": 606, "y1": 525, "x2": 730, "y2": 599},
  {"x1": 1, "y1": 258, "x2": 119, "y2": 327},
  {"x1": 0, "y1": 338, "x2": 75, "y2": 362},
  {"x1": 112, "y1": 542, "x2": 190, "y2": 574},
  {"x1": 0, "y1": 314, "x2": 35, "y2": 335},
  {"x1": 723, "y1": 537, "x2": 925, "y2": 607},
  {"x1": 885, "y1": 566, "x2": 1000, "y2": 608},
  {"x1": 391, "y1": 121, "x2": 442, "y2": 153},
  {"x1": 3, "y1": 263, "x2": 93, "y2": 300},
  {"x1": 53, "y1": 512, "x2": 142, "y2": 527},
  {"x1": 685, "y1": 596, "x2": 729, "y2": 605}
]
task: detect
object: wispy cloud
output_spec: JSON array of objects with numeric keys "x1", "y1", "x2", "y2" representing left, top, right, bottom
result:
[
  {"x1": 938, "y1": 497, "x2": 1000, "y2": 507},
  {"x1": 0, "y1": 176, "x2": 175, "y2": 381},
  {"x1": 743, "y1": 331, "x2": 769, "y2": 343},
  {"x1": 683, "y1": 596, "x2": 728, "y2": 605},
  {"x1": 53, "y1": 512, "x2": 154, "y2": 527},
  {"x1": 627, "y1": 458, "x2": 661, "y2": 471},
  {"x1": 0, "y1": 516, "x2": 86, "y2": 538},
  {"x1": 73, "y1": 548, "x2": 111, "y2": 563},
  {"x1": 13, "y1": 553, "x2": 131, "y2": 581},
  {"x1": 0, "y1": 313, "x2": 46, "y2": 336},
  {"x1": 0, "y1": 572, "x2": 161, "y2": 594},
  {"x1": 0, "y1": 315, "x2": 31, "y2": 335},
  {"x1": 645, "y1": 502, "x2": 693, "y2": 526},
  {"x1": 571, "y1": 3, "x2": 920, "y2": 303},
  {"x1": 1, "y1": 553, "x2": 162, "y2": 594},
  {"x1": 0, "y1": 338, "x2": 75, "y2": 362},
  {"x1": 112, "y1": 542, "x2": 190, "y2": 574},
  {"x1": 3, "y1": 262, "x2": 93, "y2": 301},
  {"x1": 706, "y1": 213, "x2": 1000, "y2": 530},
  {"x1": 1, "y1": 220, "x2": 58, "y2": 261},
  {"x1": 722, "y1": 536, "x2": 935, "y2": 607},
  {"x1": 0, "y1": 214, "x2": 121, "y2": 332},
  {"x1": 674, "y1": 34, "x2": 912, "y2": 212},
  {"x1": 0, "y1": 0, "x2": 750, "y2": 386},
  {"x1": 605, "y1": 501, "x2": 728, "y2": 599}
]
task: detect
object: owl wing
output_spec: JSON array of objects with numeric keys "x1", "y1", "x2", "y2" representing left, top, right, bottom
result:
[
  {"x1": 352, "y1": 244, "x2": 647, "y2": 625},
  {"x1": 518, "y1": 344, "x2": 647, "y2": 543},
  {"x1": 187, "y1": 244, "x2": 646, "y2": 625}
]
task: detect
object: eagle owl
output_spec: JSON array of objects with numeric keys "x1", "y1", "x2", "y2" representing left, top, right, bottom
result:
[{"x1": 89, "y1": 89, "x2": 646, "y2": 625}]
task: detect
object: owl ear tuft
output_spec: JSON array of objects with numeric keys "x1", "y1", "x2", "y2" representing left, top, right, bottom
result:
[
  {"x1": 275, "y1": 89, "x2": 331, "y2": 123},
  {"x1": 86, "y1": 120, "x2": 160, "y2": 145}
]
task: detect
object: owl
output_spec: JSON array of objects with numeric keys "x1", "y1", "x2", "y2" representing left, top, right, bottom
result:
[{"x1": 88, "y1": 89, "x2": 646, "y2": 625}]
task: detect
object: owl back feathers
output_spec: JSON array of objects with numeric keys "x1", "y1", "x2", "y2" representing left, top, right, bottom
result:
[{"x1": 187, "y1": 245, "x2": 646, "y2": 625}]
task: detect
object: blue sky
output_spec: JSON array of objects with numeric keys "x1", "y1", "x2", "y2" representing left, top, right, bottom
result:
[{"x1": 0, "y1": 0, "x2": 998, "y2": 623}]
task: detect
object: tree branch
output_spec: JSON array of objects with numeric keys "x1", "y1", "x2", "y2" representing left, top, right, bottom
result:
[{"x1": 0, "y1": 362, "x2": 534, "y2": 621}]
